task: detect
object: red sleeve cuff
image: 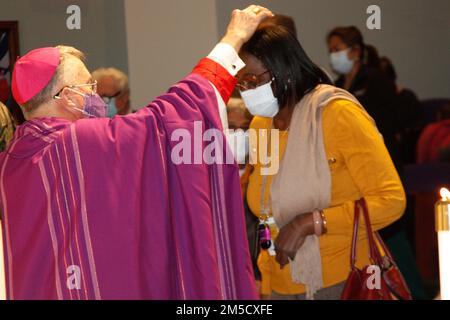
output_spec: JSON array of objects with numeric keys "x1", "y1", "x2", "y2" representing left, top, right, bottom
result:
[{"x1": 192, "y1": 58, "x2": 237, "y2": 104}]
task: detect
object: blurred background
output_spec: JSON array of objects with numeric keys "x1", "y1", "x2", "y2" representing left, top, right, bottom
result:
[{"x1": 0, "y1": 0, "x2": 448, "y2": 107}]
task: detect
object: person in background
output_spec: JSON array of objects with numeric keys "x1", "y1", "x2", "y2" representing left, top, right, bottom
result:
[
  {"x1": 0, "y1": 101, "x2": 14, "y2": 152},
  {"x1": 415, "y1": 104, "x2": 450, "y2": 297},
  {"x1": 326, "y1": 26, "x2": 400, "y2": 171},
  {"x1": 380, "y1": 56, "x2": 424, "y2": 165},
  {"x1": 377, "y1": 58, "x2": 429, "y2": 299},
  {"x1": 226, "y1": 95, "x2": 261, "y2": 291},
  {"x1": 227, "y1": 95, "x2": 253, "y2": 180},
  {"x1": 239, "y1": 24, "x2": 405, "y2": 300},
  {"x1": 6, "y1": 93, "x2": 26, "y2": 126},
  {"x1": 0, "y1": 101, "x2": 15, "y2": 300},
  {"x1": 91, "y1": 67, "x2": 131, "y2": 117},
  {"x1": 417, "y1": 104, "x2": 450, "y2": 164},
  {"x1": 327, "y1": 29, "x2": 427, "y2": 298}
]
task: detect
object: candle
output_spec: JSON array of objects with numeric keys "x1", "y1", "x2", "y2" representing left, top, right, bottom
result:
[{"x1": 436, "y1": 187, "x2": 450, "y2": 300}]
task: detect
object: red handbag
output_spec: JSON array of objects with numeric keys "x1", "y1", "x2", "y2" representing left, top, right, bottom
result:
[{"x1": 341, "y1": 198, "x2": 413, "y2": 300}]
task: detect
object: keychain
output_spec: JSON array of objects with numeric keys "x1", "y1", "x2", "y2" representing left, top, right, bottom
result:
[
  {"x1": 258, "y1": 220, "x2": 272, "y2": 250},
  {"x1": 258, "y1": 129, "x2": 279, "y2": 256}
]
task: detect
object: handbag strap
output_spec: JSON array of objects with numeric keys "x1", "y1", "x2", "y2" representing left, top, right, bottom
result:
[
  {"x1": 360, "y1": 199, "x2": 384, "y2": 265},
  {"x1": 350, "y1": 198, "x2": 384, "y2": 268},
  {"x1": 350, "y1": 202, "x2": 360, "y2": 267},
  {"x1": 374, "y1": 232, "x2": 393, "y2": 261}
]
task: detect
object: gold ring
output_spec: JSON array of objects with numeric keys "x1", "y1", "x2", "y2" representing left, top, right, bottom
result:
[{"x1": 253, "y1": 7, "x2": 261, "y2": 14}]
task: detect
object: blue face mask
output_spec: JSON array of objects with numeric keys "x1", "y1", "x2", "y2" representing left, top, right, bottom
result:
[
  {"x1": 106, "y1": 97, "x2": 118, "y2": 118},
  {"x1": 330, "y1": 48, "x2": 354, "y2": 75}
]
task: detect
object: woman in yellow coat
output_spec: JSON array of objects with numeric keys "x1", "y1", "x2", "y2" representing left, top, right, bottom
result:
[{"x1": 237, "y1": 25, "x2": 405, "y2": 299}]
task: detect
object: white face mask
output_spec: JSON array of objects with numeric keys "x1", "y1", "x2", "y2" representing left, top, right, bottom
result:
[
  {"x1": 330, "y1": 48, "x2": 354, "y2": 75},
  {"x1": 240, "y1": 81, "x2": 280, "y2": 118},
  {"x1": 225, "y1": 129, "x2": 249, "y2": 165}
]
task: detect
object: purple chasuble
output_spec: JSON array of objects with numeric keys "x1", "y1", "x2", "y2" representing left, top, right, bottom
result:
[{"x1": 0, "y1": 74, "x2": 257, "y2": 300}]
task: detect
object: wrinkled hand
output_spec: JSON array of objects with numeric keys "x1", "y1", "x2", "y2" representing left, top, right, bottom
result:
[
  {"x1": 221, "y1": 5, "x2": 274, "y2": 52},
  {"x1": 275, "y1": 213, "x2": 315, "y2": 269}
]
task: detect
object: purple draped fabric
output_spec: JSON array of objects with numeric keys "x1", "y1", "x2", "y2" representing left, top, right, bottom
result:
[{"x1": 0, "y1": 74, "x2": 257, "y2": 300}]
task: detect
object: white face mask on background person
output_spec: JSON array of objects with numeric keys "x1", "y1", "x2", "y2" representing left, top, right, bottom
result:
[
  {"x1": 240, "y1": 81, "x2": 280, "y2": 118},
  {"x1": 225, "y1": 129, "x2": 249, "y2": 165},
  {"x1": 330, "y1": 48, "x2": 354, "y2": 75}
]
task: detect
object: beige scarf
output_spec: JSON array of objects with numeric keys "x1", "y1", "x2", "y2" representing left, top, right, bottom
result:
[{"x1": 270, "y1": 84, "x2": 374, "y2": 299}]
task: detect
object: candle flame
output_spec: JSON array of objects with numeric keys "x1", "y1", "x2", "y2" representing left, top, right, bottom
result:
[{"x1": 441, "y1": 188, "x2": 450, "y2": 201}]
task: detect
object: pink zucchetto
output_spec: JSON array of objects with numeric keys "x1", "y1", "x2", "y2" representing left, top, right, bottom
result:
[{"x1": 12, "y1": 47, "x2": 60, "y2": 104}]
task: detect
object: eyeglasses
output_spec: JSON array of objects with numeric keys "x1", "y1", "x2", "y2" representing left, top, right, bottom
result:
[
  {"x1": 53, "y1": 81, "x2": 98, "y2": 99},
  {"x1": 237, "y1": 70, "x2": 274, "y2": 91}
]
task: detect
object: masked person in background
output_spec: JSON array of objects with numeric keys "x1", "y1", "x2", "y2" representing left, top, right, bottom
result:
[
  {"x1": 226, "y1": 96, "x2": 261, "y2": 291},
  {"x1": 91, "y1": 67, "x2": 131, "y2": 117},
  {"x1": 329, "y1": 42, "x2": 426, "y2": 299},
  {"x1": 417, "y1": 104, "x2": 450, "y2": 164},
  {"x1": 227, "y1": 96, "x2": 252, "y2": 179},
  {"x1": 238, "y1": 24, "x2": 405, "y2": 299},
  {"x1": 0, "y1": 5, "x2": 273, "y2": 300},
  {"x1": 326, "y1": 26, "x2": 401, "y2": 172}
]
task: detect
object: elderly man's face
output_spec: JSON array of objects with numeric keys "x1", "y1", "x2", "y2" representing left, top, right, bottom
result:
[{"x1": 96, "y1": 76, "x2": 130, "y2": 115}]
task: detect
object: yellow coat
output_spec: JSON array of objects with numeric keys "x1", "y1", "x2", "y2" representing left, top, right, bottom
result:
[{"x1": 246, "y1": 99, "x2": 406, "y2": 295}]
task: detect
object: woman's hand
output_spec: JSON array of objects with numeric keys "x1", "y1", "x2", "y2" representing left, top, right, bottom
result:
[
  {"x1": 275, "y1": 212, "x2": 315, "y2": 269},
  {"x1": 221, "y1": 5, "x2": 274, "y2": 52}
]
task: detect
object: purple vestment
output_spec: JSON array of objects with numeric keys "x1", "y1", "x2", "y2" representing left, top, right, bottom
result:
[{"x1": 0, "y1": 73, "x2": 257, "y2": 300}]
